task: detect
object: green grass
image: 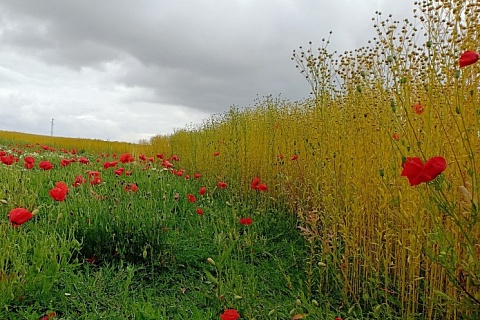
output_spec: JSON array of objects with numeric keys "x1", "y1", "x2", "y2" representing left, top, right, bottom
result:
[{"x1": 0, "y1": 142, "x2": 340, "y2": 319}]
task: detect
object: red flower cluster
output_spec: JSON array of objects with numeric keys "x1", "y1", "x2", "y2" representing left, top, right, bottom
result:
[
  {"x1": 217, "y1": 181, "x2": 228, "y2": 189},
  {"x1": 251, "y1": 177, "x2": 268, "y2": 191},
  {"x1": 401, "y1": 156, "x2": 447, "y2": 186},
  {"x1": 1, "y1": 154, "x2": 17, "y2": 165}
]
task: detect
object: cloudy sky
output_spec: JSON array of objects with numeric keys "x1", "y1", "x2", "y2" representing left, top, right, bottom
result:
[{"x1": 0, "y1": 1, "x2": 414, "y2": 143}]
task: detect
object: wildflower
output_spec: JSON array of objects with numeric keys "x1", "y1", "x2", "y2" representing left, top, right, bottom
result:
[
  {"x1": 124, "y1": 183, "x2": 138, "y2": 193},
  {"x1": 196, "y1": 208, "x2": 204, "y2": 215},
  {"x1": 39, "y1": 311, "x2": 56, "y2": 320},
  {"x1": 412, "y1": 103, "x2": 424, "y2": 115},
  {"x1": 49, "y1": 182, "x2": 69, "y2": 201},
  {"x1": 240, "y1": 217, "x2": 253, "y2": 225},
  {"x1": 72, "y1": 175, "x2": 86, "y2": 187},
  {"x1": 8, "y1": 208, "x2": 35, "y2": 227},
  {"x1": 39, "y1": 161, "x2": 53, "y2": 170},
  {"x1": 217, "y1": 181, "x2": 228, "y2": 189},
  {"x1": 187, "y1": 194, "x2": 196, "y2": 203},
  {"x1": 60, "y1": 158, "x2": 71, "y2": 167},
  {"x1": 291, "y1": 154, "x2": 298, "y2": 161},
  {"x1": 79, "y1": 157, "x2": 89, "y2": 164},
  {"x1": 401, "y1": 156, "x2": 447, "y2": 186},
  {"x1": 24, "y1": 156, "x2": 35, "y2": 169},
  {"x1": 220, "y1": 309, "x2": 240, "y2": 320},
  {"x1": 114, "y1": 167, "x2": 125, "y2": 176},
  {"x1": 139, "y1": 154, "x2": 147, "y2": 161},
  {"x1": 87, "y1": 171, "x2": 102, "y2": 185},
  {"x1": 103, "y1": 161, "x2": 118, "y2": 169},
  {"x1": 459, "y1": 50, "x2": 479, "y2": 67},
  {"x1": 199, "y1": 186, "x2": 207, "y2": 195},
  {"x1": 161, "y1": 160, "x2": 173, "y2": 169},
  {"x1": 194, "y1": 173, "x2": 201, "y2": 179},
  {"x1": 120, "y1": 153, "x2": 134, "y2": 163},
  {"x1": 256, "y1": 183, "x2": 268, "y2": 191},
  {"x1": 392, "y1": 133, "x2": 400, "y2": 141},
  {"x1": 0, "y1": 154, "x2": 16, "y2": 165},
  {"x1": 251, "y1": 177, "x2": 260, "y2": 190},
  {"x1": 213, "y1": 151, "x2": 220, "y2": 157},
  {"x1": 251, "y1": 177, "x2": 268, "y2": 191}
]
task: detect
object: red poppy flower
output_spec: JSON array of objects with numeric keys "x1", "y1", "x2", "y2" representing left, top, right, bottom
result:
[
  {"x1": 256, "y1": 183, "x2": 268, "y2": 191},
  {"x1": 213, "y1": 151, "x2": 220, "y2": 157},
  {"x1": 103, "y1": 161, "x2": 118, "y2": 169},
  {"x1": 1, "y1": 155, "x2": 16, "y2": 165},
  {"x1": 8, "y1": 208, "x2": 34, "y2": 227},
  {"x1": 194, "y1": 173, "x2": 201, "y2": 179},
  {"x1": 124, "y1": 183, "x2": 138, "y2": 192},
  {"x1": 220, "y1": 309, "x2": 240, "y2": 320},
  {"x1": 79, "y1": 157, "x2": 89, "y2": 164},
  {"x1": 251, "y1": 177, "x2": 268, "y2": 191},
  {"x1": 39, "y1": 311, "x2": 56, "y2": 320},
  {"x1": 39, "y1": 161, "x2": 53, "y2": 170},
  {"x1": 392, "y1": 133, "x2": 400, "y2": 140},
  {"x1": 217, "y1": 181, "x2": 228, "y2": 189},
  {"x1": 157, "y1": 153, "x2": 164, "y2": 160},
  {"x1": 60, "y1": 158, "x2": 71, "y2": 167},
  {"x1": 187, "y1": 194, "x2": 196, "y2": 203},
  {"x1": 114, "y1": 167, "x2": 125, "y2": 176},
  {"x1": 24, "y1": 156, "x2": 35, "y2": 169},
  {"x1": 162, "y1": 160, "x2": 173, "y2": 169},
  {"x1": 72, "y1": 175, "x2": 86, "y2": 187},
  {"x1": 49, "y1": 182, "x2": 69, "y2": 201},
  {"x1": 251, "y1": 177, "x2": 260, "y2": 189},
  {"x1": 459, "y1": 50, "x2": 479, "y2": 67},
  {"x1": 199, "y1": 186, "x2": 206, "y2": 195},
  {"x1": 240, "y1": 217, "x2": 253, "y2": 225},
  {"x1": 170, "y1": 155, "x2": 180, "y2": 162},
  {"x1": 401, "y1": 156, "x2": 447, "y2": 186},
  {"x1": 412, "y1": 103, "x2": 424, "y2": 115},
  {"x1": 291, "y1": 154, "x2": 298, "y2": 161},
  {"x1": 120, "y1": 153, "x2": 134, "y2": 163},
  {"x1": 196, "y1": 208, "x2": 204, "y2": 215}
]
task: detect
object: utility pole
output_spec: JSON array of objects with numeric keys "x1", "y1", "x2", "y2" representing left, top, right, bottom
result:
[{"x1": 50, "y1": 118, "x2": 54, "y2": 136}]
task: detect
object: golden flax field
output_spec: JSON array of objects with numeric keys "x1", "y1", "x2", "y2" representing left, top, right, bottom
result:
[{"x1": 2, "y1": 1, "x2": 480, "y2": 318}]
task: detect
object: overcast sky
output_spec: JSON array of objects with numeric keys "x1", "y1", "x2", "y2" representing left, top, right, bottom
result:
[{"x1": 0, "y1": 0, "x2": 414, "y2": 143}]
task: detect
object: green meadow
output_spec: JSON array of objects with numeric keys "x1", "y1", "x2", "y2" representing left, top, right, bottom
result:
[{"x1": 1, "y1": 1, "x2": 480, "y2": 319}]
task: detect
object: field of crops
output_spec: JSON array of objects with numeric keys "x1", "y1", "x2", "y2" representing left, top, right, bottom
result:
[{"x1": 2, "y1": 1, "x2": 480, "y2": 319}]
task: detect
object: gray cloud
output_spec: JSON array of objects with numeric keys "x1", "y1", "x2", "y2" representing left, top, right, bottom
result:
[{"x1": 0, "y1": 0, "x2": 414, "y2": 142}]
